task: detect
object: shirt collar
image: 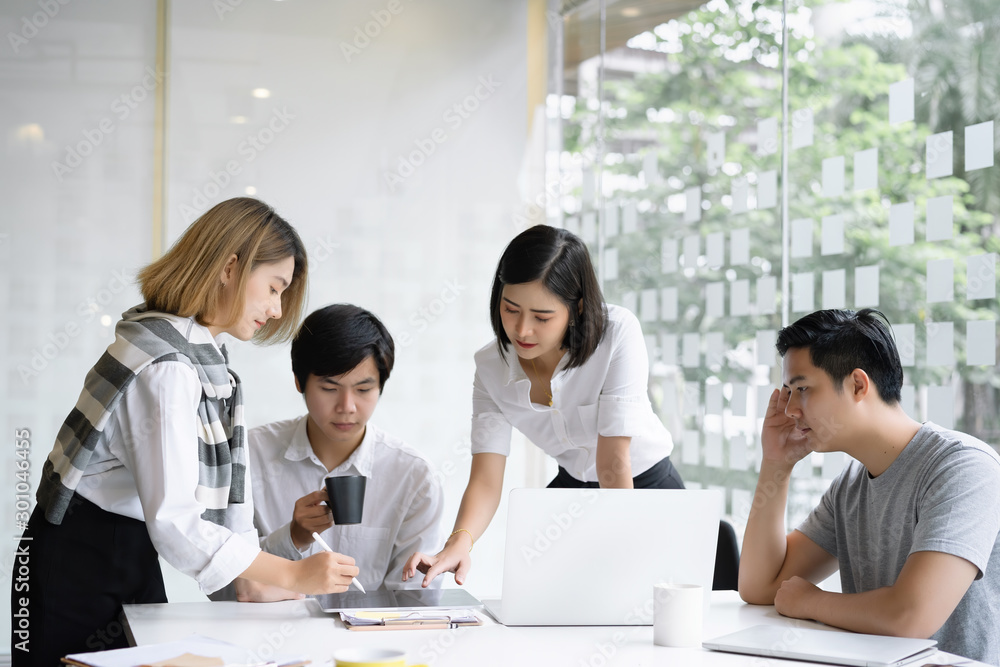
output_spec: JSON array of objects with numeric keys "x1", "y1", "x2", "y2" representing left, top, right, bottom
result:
[
  {"x1": 283, "y1": 415, "x2": 378, "y2": 478},
  {"x1": 502, "y1": 347, "x2": 571, "y2": 386}
]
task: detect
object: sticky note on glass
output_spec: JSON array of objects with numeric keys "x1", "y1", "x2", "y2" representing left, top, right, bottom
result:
[
  {"x1": 823, "y1": 269, "x2": 846, "y2": 309},
  {"x1": 706, "y1": 282, "x2": 725, "y2": 318},
  {"x1": 604, "y1": 247, "x2": 618, "y2": 281},
  {"x1": 965, "y1": 121, "x2": 994, "y2": 171},
  {"x1": 660, "y1": 333, "x2": 677, "y2": 365},
  {"x1": 730, "y1": 384, "x2": 748, "y2": 418},
  {"x1": 821, "y1": 214, "x2": 844, "y2": 256},
  {"x1": 732, "y1": 178, "x2": 749, "y2": 214},
  {"x1": 854, "y1": 148, "x2": 878, "y2": 191},
  {"x1": 731, "y1": 228, "x2": 750, "y2": 265},
  {"x1": 823, "y1": 156, "x2": 846, "y2": 198},
  {"x1": 927, "y1": 386, "x2": 954, "y2": 429},
  {"x1": 791, "y1": 218, "x2": 813, "y2": 258},
  {"x1": 622, "y1": 291, "x2": 637, "y2": 315},
  {"x1": 967, "y1": 253, "x2": 996, "y2": 300},
  {"x1": 821, "y1": 451, "x2": 847, "y2": 480},
  {"x1": 643, "y1": 152, "x2": 660, "y2": 186},
  {"x1": 729, "y1": 435, "x2": 749, "y2": 470},
  {"x1": 707, "y1": 131, "x2": 726, "y2": 170},
  {"x1": 792, "y1": 108, "x2": 814, "y2": 149},
  {"x1": 926, "y1": 131, "x2": 953, "y2": 179},
  {"x1": 756, "y1": 329, "x2": 777, "y2": 366},
  {"x1": 926, "y1": 258, "x2": 954, "y2": 303},
  {"x1": 582, "y1": 169, "x2": 595, "y2": 204},
  {"x1": 855, "y1": 265, "x2": 880, "y2": 307},
  {"x1": 889, "y1": 78, "x2": 914, "y2": 124},
  {"x1": 640, "y1": 288, "x2": 658, "y2": 322},
  {"x1": 758, "y1": 117, "x2": 778, "y2": 156},
  {"x1": 662, "y1": 238, "x2": 678, "y2": 274},
  {"x1": 682, "y1": 430, "x2": 700, "y2": 464},
  {"x1": 605, "y1": 202, "x2": 620, "y2": 237},
  {"x1": 926, "y1": 321, "x2": 954, "y2": 366},
  {"x1": 792, "y1": 272, "x2": 815, "y2": 313},
  {"x1": 757, "y1": 385, "x2": 773, "y2": 418},
  {"x1": 581, "y1": 213, "x2": 597, "y2": 244},
  {"x1": 706, "y1": 232, "x2": 725, "y2": 268},
  {"x1": 926, "y1": 196, "x2": 953, "y2": 242},
  {"x1": 683, "y1": 234, "x2": 700, "y2": 269},
  {"x1": 889, "y1": 202, "x2": 915, "y2": 246},
  {"x1": 683, "y1": 333, "x2": 700, "y2": 368},
  {"x1": 705, "y1": 432, "x2": 724, "y2": 467},
  {"x1": 705, "y1": 384, "x2": 723, "y2": 416},
  {"x1": 731, "y1": 279, "x2": 750, "y2": 317},
  {"x1": 967, "y1": 320, "x2": 996, "y2": 366},
  {"x1": 684, "y1": 383, "x2": 700, "y2": 417},
  {"x1": 894, "y1": 323, "x2": 916, "y2": 367},
  {"x1": 622, "y1": 200, "x2": 638, "y2": 234},
  {"x1": 757, "y1": 275, "x2": 777, "y2": 314},
  {"x1": 685, "y1": 186, "x2": 702, "y2": 223},
  {"x1": 900, "y1": 385, "x2": 916, "y2": 419},
  {"x1": 732, "y1": 487, "x2": 753, "y2": 518},
  {"x1": 661, "y1": 287, "x2": 678, "y2": 322},
  {"x1": 758, "y1": 170, "x2": 778, "y2": 209},
  {"x1": 706, "y1": 331, "x2": 724, "y2": 367}
]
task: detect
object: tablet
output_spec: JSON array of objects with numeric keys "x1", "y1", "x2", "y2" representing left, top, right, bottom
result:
[{"x1": 315, "y1": 587, "x2": 484, "y2": 613}]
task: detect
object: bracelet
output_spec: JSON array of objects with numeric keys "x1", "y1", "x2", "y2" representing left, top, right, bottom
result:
[{"x1": 450, "y1": 528, "x2": 474, "y2": 552}]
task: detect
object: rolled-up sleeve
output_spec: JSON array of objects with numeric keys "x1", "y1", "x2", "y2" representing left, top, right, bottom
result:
[
  {"x1": 597, "y1": 313, "x2": 654, "y2": 438},
  {"x1": 115, "y1": 362, "x2": 261, "y2": 594},
  {"x1": 470, "y1": 367, "x2": 512, "y2": 456}
]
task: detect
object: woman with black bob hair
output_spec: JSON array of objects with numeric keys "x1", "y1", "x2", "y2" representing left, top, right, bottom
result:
[{"x1": 404, "y1": 225, "x2": 682, "y2": 587}]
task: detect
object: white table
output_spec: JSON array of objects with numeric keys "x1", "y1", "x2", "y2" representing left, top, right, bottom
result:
[{"x1": 124, "y1": 591, "x2": 984, "y2": 666}]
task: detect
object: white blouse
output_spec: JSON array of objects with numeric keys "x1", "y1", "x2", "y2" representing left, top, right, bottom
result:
[
  {"x1": 470, "y1": 304, "x2": 673, "y2": 482},
  {"x1": 75, "y1": 317, "x2": 260, "y2": 595}
]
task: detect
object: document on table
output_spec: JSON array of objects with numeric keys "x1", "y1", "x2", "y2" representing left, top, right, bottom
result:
[
  {"x1": 62, "y1": 634, "x2": 309, "y2": 667},
  {"x1": 340, "y1": 609, "x2": 482, "y2": 630}
]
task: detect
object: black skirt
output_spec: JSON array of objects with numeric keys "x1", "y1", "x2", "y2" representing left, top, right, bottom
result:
[
  {"x1": 547, "y1": 455, "x2": 685, "y2": 489},
  {"x1": 11, "y1": 494, "x2": 166, "y2": 667}
]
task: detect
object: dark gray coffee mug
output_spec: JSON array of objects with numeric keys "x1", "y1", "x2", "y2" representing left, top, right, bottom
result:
[{"x1": 325, "y1": 475, "x2": 367, "y2": 525}]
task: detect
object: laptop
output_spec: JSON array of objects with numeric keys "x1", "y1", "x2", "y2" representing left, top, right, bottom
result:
[
  {"x1": 316, "y1": 587, "x2": 483, "y2": 613},
  {"x1": 484, "y1": 488, "x2": 722, "y2": 626},
  {"x1": 703, "y1": 625, "x2": 938, "y2": 667}
]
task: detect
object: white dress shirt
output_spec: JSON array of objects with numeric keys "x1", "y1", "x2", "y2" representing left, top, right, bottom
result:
[
  {"x1": 75, "y1": 317, "x2": 260, "y2": 595},
  {"x1": 249, "y1": 416, "x2": 445, "y2": 592},
  {"x1": 471, "y1": 303, "x2": 673, "y2": 483}
]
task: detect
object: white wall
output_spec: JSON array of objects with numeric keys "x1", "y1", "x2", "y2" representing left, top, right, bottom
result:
[{"x1": 1, "y1": 0, "x2": 535, "y2": 636}]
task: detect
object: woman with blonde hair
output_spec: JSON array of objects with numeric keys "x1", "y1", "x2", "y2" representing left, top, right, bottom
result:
[{"x1": 13, "y1": 198, "x2": 357, "y2": 666}]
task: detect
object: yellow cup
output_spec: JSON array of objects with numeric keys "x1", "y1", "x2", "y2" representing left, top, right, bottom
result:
[{"x1": 332, "y1": 648, "x2": 428, "y2": 667}]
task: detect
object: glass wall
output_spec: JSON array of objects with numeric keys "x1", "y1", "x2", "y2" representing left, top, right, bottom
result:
[{"x1": 556, "y1": 0, "x2": 1000, "y2": 534}]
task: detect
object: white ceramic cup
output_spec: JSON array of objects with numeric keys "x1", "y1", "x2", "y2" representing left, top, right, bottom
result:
[{"x1": 652, "y1": 583, "x2": 703, "y2": 648}]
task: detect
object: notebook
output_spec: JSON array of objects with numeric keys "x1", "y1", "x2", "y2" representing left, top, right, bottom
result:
[
  {"x1": 703, "y1": 625, "x2": 938, "y2": 667},
  {"x1": 484, "y1": 488, "x2": 722, "y2": 626}
]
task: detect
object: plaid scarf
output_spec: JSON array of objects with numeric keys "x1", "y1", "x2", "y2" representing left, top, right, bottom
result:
[{"x1": 36, "y1": 305, "x2": 247, "y2": 526}]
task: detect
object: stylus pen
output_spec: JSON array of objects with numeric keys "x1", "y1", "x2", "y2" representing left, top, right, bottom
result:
[{"x1": 312, "y1": 531, "x2": 366, "y2": 594}]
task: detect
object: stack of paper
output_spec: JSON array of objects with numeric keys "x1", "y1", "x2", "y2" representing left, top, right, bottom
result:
[
  {"x1": 340, "y1": 609, "x2": 482, "y2": 631},
  {"x1": 62, "y1": 635, "x2": 309, "y2": 667}
]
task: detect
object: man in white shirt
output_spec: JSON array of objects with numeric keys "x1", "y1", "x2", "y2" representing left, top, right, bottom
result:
[{"x1": 250, "y1": 304, "x2": 444, "y2": 591}]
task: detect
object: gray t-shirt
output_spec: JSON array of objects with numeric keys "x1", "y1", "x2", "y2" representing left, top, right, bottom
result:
[{"x1": 798, "y1": 422, "x2": 1000, "y2": 665}]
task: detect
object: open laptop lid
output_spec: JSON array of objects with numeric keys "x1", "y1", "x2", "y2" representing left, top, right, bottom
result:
[
  {"x1": 315, "y1": 587, "x2": 483, "y2": 613},
  {"x1": 494, "y1": 488, "x2": 722, "y2": 626},
  {"x1": 703, "y1": 625, "x2": 938, "y2": 667}
]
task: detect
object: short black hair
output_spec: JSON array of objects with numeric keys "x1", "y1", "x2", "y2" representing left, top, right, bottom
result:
[
  {"x1": 291, "y1": 304, "x2": 394, "y2": 392},
  {"x1": 489, "y1": 225, "x2": 608, "y2": 369},
  {"x1": 775, "y1": 308, "x2": 903, "y2": 404}
]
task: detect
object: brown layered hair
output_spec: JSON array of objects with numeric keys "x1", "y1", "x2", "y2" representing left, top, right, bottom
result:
[{"x1": 137, "y1": 197, "x2": 308, "y2": 344}]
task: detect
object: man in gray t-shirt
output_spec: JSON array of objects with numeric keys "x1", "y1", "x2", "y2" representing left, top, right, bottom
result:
[{"x1": 738, "y1": 309, "x2": 1000, "y2": 666}]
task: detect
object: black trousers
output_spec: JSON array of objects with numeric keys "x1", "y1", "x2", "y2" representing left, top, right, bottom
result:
[
  {"x1": 11, "y1": 495, "x2": 166, "y2": 667},
  {"x1": 547, "y1": 455, "x2": 685, "y2": 489}
]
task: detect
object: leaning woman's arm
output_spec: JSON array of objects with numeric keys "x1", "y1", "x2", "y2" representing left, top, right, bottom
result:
[{"x1": 596, "y1": 435, "x2": 633, "y2": 488}]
